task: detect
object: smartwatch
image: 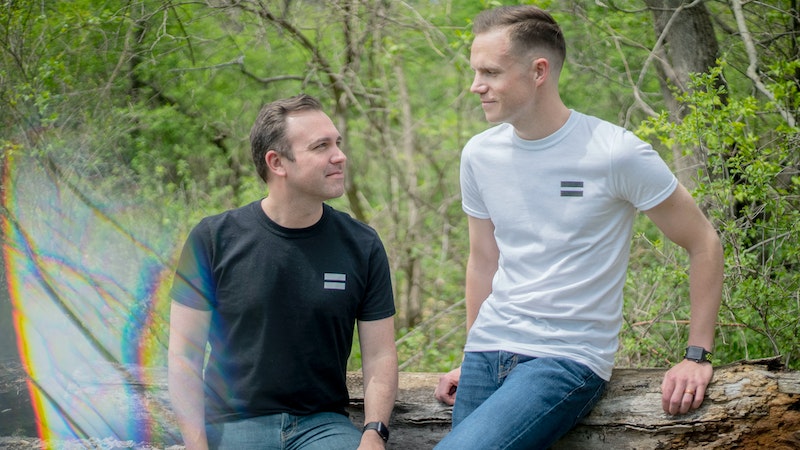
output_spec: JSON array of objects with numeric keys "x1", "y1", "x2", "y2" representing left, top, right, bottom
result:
[
  {"x1": 363, "y1": 421, "x2": 390, "y2": 442},
  {"x1": 684, "y1": 346, "x2": 713, "y2": 364}
]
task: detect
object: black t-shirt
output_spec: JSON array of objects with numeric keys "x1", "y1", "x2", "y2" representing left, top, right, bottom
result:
[{"x1": 170, "y1": 201, "x2": 395, "y2": 423}]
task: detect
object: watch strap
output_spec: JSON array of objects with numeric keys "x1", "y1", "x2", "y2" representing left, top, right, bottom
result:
[{"x1": 363, "y1": 421, "x2": 390, "y2": 442}]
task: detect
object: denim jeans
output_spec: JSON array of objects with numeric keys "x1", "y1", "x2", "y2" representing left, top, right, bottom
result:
[
  {"x1": 435, "y1": 351, "x2": 607, "y2": 450},
  {"x1": 206, "y1": 411, "x2": 361, "y2": 450}
]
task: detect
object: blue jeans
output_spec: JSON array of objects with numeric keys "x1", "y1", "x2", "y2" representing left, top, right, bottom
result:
[
  {"x1": 435, "y1": 351, "x2": 607, "y2": 450},
  {"x1": 206, "y1": 412, "x2": 361, "y2": 450}
]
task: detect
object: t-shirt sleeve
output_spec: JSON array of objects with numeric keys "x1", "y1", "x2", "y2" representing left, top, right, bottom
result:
[
  {"x1": 357, "y1": 235, "x2": 396, "y2": 321},
  {"x1": 170, "y1": 220, "x2": 215, "y2": 311},
  {"x1": 612, "y1": 129, "x2": 678, "y2": 211}
]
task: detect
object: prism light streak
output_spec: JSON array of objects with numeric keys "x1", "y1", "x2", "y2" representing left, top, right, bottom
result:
[{"x1": 2, "y1": 152, "x2": 179, "y2": 443}]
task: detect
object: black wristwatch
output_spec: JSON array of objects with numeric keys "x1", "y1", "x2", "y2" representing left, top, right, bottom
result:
[
  {"x1": 684, "y1": 346, "x2": 713, "y2": 364},
  {"x1": 363, "y1": 421, "x2": 390, "y2": 442}
]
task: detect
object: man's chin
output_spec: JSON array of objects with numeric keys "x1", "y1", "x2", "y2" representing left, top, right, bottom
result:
[
  {"x1": 325, "y1": 187, "x2": 346, "y2": 200},
  {"x1": 482, "y1": 110, "x2": 502, "y2": 124}
]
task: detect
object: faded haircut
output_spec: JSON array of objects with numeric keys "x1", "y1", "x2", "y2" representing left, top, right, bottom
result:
[{"x1": 473, "y1": 5, "x2": 566, "y2": 71}]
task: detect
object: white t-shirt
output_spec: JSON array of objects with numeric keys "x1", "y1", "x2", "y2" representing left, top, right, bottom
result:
[{"x1": 460, "y1": 111, "x2": 677, "y2": 381}]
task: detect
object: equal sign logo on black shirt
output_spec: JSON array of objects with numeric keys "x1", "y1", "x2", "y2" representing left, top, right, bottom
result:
[
  {"x1": 560, "y1": 181, "x2": 584, "y2": 197},
  {"x1": 324, "y1": 273, "x2": 346, "y2": 290}
]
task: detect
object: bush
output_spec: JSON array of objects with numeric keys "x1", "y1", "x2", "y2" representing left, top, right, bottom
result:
[{"x1": 633, "y1": 63, "x2": 800, "y2": 369}]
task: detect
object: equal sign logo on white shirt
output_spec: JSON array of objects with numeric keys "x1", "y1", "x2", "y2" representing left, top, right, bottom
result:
[
  {"x1": 324, "y1": 273, "x2": 346, "y2": 290},
  {"x1": 560, "y1": 180, "x2": 584, "y2": 197}
]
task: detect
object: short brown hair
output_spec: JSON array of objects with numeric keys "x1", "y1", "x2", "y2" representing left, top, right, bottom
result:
[
  {"x1": 250, "y1": 94, "x2": 323, "y2": 183},
  {"x1": 473, "y1": 6, "x2": 566, "y2": 71}
]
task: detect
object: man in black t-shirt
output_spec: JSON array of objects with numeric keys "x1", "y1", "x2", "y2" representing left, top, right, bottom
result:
[{"x1": 168, "y1": 94, "x2": 398, "y2": 450}]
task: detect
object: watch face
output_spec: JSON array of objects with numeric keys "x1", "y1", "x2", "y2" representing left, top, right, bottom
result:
[{"x1": 685, "y1": 346, "x2": 710, "y2": 362}]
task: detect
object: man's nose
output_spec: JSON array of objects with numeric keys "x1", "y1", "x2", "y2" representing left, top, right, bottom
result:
[
  {"x1": 332, "y1": 146, "x2": 347, "y2": 163},
  {"x1": 470, "y1": 75, "x2": 486, "y2": 94}
]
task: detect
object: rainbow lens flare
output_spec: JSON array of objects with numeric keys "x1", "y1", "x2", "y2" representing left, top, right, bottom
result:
[{"x1": 1, "y1": 152, "x2": 180, "y2": 444}]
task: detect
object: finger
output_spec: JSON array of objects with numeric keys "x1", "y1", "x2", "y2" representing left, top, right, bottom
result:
[
  {"x1": 680, "y1": 388, "x2": 695, "y2": 414},
  {"x1": 661, "y1": 378, "x2": 675, "y2": 413},
  {"x1": 669, "y1": 389, "x2": 685, "y2": 415},
  {"x1": 446, "y1": 388, "x2": 457, "y2": 405},
  {"x1": 434, "y1": 380, "x2": 456, "y2": 403},
  {"x1": 435, "y1": 389, "x2": 455, "y2": 405},
  {"x1": 679, "y1": 386, "x2": 697, "y2": 414},
  {"x1": 666, "y1": 382, "x2": 692, "y2": 415},
  {"x1": 691, "y1": 385, "x2": 707, "y2": 410},
  {"x1": 434, "y1": 385, "x2": 446, "y2": 402}
]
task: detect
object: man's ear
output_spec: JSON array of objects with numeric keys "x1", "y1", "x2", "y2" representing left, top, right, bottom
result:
[
  {"x1": 531, "y1": 56, "x2": 550, "y2": 84},
  {"x1": 265, "y1": 150, "x2": 287, "y2": 177}
]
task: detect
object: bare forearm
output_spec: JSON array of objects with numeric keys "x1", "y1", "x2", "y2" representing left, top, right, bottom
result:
[
  {"x1": 356, "y1": 316, "x2": 398, "y2": 448},
  {"x1": 464, "y1": 259, "x2": 495, "y2": 330},
  {"x1": 359, "y1": 352, "x2": 397, "y2": 449},
  {"x1": 687, "y1": 234, "x2": 724, "y2": 349},
  {"x1": 168, "y1": 355, "x2": 208, "y2": 450},
  {"x1": 643, "y1": 186, "x2": 723, "y2": 351},
  {"x1": 362, "y1": 353, "x2": 398, "y2": 424},
  {"x1": 465, "y1": 217, "x2": 498, "y2": 331}
]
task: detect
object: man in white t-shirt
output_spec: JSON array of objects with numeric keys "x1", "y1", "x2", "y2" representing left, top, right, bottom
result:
[{"x1": 434, "y1": 6, "x2": 723, "y2": 449}]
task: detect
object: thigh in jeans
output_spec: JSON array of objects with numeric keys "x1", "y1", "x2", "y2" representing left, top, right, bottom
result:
[
  {"x1": 451, "y1": 351, "x2": 501, "y2": 427},
  {"x1": 207, "y1": 412, "x2": 360, "y2": 450},
  {"x1": 289, "y1": 412, "x2": 361, "y2": 450},
  {"x1": 206, "y1": 414, "x2": 283, "y2": 450},
  {"x1": 437, "y1": 356, "x2": 607, "y2": 450}
]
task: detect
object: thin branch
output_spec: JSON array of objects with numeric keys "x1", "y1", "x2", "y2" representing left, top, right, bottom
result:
[
  {"x1": 730, "y1": 0, "x2": 796, "y2": 127},
  {"x1": 630, "y1": 319, "x2": 746, "y2": 327}
]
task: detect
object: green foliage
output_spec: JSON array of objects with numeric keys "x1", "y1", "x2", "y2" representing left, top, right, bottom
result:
[
  {"x1": 618, "y1": 217, "x2": 692, "y2": 368},
  {"x1": 2, "y1": 0, "x2": 798, "y2": 376},
  {"x1": 555, "y1": 0, "x2": 661, "y2": 126},
  {"x1": 635, "y1": 63, "x2": 800, "y2": 369}
]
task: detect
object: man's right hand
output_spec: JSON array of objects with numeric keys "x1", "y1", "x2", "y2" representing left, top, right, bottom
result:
[{"x1": 434, "y1": 367, "x2": 461, "y2": 405}]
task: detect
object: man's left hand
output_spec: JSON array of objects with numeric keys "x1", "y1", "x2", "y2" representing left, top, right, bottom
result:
[{"x1": 661, "y1": 359, "x2": 713, "y2": 415}]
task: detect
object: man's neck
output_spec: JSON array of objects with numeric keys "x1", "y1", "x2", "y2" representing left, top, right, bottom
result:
[
  {"x1": 260, "y1": 196, "x2": 323, "y2": 229},
  {"x1": 513, "y1": 99, "x2": 571, "y2": 141}
]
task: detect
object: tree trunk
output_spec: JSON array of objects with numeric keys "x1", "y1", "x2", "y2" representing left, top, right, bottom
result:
[{"x1": 643, "y1": 0, "x2": 722, "y2": 189}]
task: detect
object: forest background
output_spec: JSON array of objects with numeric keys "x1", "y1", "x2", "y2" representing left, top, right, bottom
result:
[{"x1": 0, "y1": 0, "x2": 797, "y2": 382}]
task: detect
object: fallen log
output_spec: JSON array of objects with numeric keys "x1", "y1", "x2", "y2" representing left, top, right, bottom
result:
[
  {"x1": 348, "y1": 357, "x2": 800, "y2": 449},
  {"x1": 1, "y1": 358, "x2": 798, "y2": 449}
]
